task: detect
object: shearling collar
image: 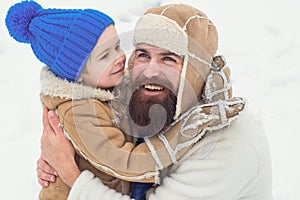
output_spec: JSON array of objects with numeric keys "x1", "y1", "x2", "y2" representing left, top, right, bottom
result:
[{"x1": 40, "y1": 67, "x2": 114, "y2": 101}]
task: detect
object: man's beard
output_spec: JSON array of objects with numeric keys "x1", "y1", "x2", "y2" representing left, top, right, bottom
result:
[{"x1": 127, "y1": 78, "x2": 177, "y2": 138}]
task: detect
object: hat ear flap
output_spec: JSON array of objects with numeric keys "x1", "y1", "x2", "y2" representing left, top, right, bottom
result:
[{"x1": 202, "y1": 55, "x2": 232, "y2": 102}]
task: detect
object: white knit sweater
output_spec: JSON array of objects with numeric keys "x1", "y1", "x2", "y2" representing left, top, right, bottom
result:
[{"x1": 68, "y1": 110, "x2": 273, "y2": 200}]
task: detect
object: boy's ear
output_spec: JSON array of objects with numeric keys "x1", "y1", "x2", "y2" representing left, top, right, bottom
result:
[{"x1": 77, "y1": 74, "x2": 83, "y2": 83}]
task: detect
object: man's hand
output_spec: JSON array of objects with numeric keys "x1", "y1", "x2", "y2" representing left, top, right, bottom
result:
[
  {"x1": 40, "y1": 106, "x2": 80, "y2": 187},
  {"x1": 37, "y1": 156, "x2": 58, "y2": 187}
]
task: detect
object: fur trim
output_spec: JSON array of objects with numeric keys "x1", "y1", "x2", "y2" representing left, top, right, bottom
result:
[
  {"x1": 133, "y1": 14, "x2": 188, "y2": 56},
  {"x1": 40, "y1": 67, "x2": 114, "y2": 101},
  {"x1": 174, "y1": 54, "x2": 188, "y2": 119}
]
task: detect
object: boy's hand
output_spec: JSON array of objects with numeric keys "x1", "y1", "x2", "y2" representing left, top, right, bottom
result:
[
  {"x1": 40, "y1": 106, "x2": 80, "y2": 187},
  {"x1": 37, "y1": 155, "x2": 58, "y2": 187}
]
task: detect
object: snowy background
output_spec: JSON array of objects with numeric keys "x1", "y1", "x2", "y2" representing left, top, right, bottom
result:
[{"x1": 0, "y1": 0, "x2": 299, "y2": 199}]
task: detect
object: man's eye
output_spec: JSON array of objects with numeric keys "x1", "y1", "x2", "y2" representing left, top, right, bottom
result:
[
  {"x1": 136, "y1": 53, "x2": 150, "y2": 62},
  {"x1": 100, "y1": 53, "x2": 109, "y2": 60},
  {"x1": 164, "y1": 57, "x2": 176, "y2": 63},
  {"x1": 137, "y1": 53, "x2": 149, "y2": 58},
  {"x1": 115, "y1": 45, "x2": 120, "y2": 51}
]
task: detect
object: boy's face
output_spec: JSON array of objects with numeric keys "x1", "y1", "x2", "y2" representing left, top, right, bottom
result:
[{"x1": 78, "y1": 25, "x2": 125, "y2": 89}]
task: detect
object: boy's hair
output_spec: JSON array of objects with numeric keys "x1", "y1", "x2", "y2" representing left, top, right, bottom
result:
[{"x1": 6, "y1": 1, "x2": 114, "y2": 82}]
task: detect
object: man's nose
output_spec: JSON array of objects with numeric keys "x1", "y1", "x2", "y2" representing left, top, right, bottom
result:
[{"x1": 143, "y1": 64, "x2": 160, "y2": 78}]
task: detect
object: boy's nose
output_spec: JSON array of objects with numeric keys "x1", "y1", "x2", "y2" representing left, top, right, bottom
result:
[{"x1": 114, "y1": 54, "x2": 125, "y2": 66}]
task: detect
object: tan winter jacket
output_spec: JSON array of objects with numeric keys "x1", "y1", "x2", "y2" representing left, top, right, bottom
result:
[
  {"x1": 39, "y1": 3, "x2": 247, "y2": 199},
  {"x1": 64, "y1": 4, "x2": 263, "y2": 200},
  {"x1": 39, "y1": 67, "x2": 241, "y2": 199}
]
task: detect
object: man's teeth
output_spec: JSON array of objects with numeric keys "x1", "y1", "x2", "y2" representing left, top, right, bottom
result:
[{"x1": 144, "y1": 84, "x2": 164, "y2": 91}]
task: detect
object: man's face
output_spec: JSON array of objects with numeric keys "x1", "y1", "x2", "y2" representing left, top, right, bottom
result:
[
  {"x1": 127, "y1": 44, "x2": 184, "y2": 136},
  {"x1": 132, "y1": 43, "x2": 184, "y2": 97}
]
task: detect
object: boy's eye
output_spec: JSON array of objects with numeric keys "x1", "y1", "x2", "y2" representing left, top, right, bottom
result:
[
  {"x1": 115, "y1": 45, "x2": 120, "y2": 51},
  {"x1": 100, "y1": 53, "x2": 109, "y2": 60}
]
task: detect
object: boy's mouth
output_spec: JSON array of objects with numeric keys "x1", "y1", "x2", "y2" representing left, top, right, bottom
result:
[{"x1": 111, "y1": 66, "x2": 124, "y2": 75}]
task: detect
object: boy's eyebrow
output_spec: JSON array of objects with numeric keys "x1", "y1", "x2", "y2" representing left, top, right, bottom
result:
[
  {"x1": 94, "y1": 40, "x2": 121, "y2": 59},
  {"x1": 94, "y1": 48, "x2": 109, "y2": 59},
  {"x1": 115, "y1": 40, "x2": 121, "y2": 46}
]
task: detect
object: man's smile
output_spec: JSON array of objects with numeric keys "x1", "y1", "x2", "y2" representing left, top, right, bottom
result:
[
  {"x1": 144, "y1": 84, "x2": 164, "y2": 91},
  {"x1": 141, "y1": 83, "x2": 165, "y2": 96}
]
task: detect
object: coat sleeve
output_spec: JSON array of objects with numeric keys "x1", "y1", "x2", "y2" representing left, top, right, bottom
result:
[
  {"x1": 68, "y1": 132, "x2": 261, "y2": 200},
  {"x1": 147, "y1": 138, "x2": 259, "y2": 200},
  {"x1": 59, "y1": 99, "x2": 213, "y2": 183},
  {"x1": 146, "y1": 114, "x2": 273, "y2": 200},
  {"x1": 68, "y1": 171, "x2": 131, "y2": 200},
  {"x1": 59, "y1": 99, "x2": 157, "y2": 182}
]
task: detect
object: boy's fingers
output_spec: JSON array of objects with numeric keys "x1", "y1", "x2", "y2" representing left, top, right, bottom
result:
[
  {"x1": 37, "y1": 168, "x2": 56, "y2": 183},
  {"x1": 38, "y1": 177, "x2": 49, "y2": 188},
  {"x1": 37, "y1": 157, "x2": 58, "y2": 176},
  {"x1": 36, "y1": 157, "x2": 57, "y2": 187}
]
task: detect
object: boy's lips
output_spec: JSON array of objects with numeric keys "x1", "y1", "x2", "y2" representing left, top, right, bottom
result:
[{"x1": 111, "y1": 66, "x2": 124, "y2": 75}]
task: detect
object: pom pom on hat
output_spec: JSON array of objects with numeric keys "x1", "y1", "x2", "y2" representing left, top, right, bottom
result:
[
  {"x1": 5, "y1": 1, "x2": 42, "y2": 43},
  {"x1": 5, "y1": 1, "x2": 114, "y2": 82}
]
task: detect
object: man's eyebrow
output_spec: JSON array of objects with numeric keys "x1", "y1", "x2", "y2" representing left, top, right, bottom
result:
[
  {"x1": 135, "y1": 48, "x2": 148, "y2": 53},
  {"x1": 135, "y1": 48, "x2": 181, "y2": 58},
  {"x1": 160, "y1": 52, "x2": 180, "y2": 57}
]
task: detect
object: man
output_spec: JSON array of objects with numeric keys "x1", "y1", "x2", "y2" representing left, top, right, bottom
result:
[{"x1": 38, "y1": 4, "x2": 273, "y2": 200}]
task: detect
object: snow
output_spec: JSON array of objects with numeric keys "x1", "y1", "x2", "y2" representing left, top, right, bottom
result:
[{"x1": 0, "y1": 0, "x2": 299, "y2": 199}]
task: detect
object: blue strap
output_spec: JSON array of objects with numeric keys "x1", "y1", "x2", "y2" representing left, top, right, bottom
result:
[
  {"x1": 131, "y1": 138, "x2": 153, "y2": 200},
  {"x1": 131, "y1": 182, "x2": 153, "y2": 200}
]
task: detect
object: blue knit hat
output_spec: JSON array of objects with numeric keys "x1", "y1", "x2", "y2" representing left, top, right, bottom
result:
[{"x1": 5, "y1": 1, "x2": 114, "y2": 82}]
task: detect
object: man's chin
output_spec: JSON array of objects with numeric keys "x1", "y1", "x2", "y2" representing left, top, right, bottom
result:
[{"x1": 126, "y1": 87, "x2": 177, "y2": 137}]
